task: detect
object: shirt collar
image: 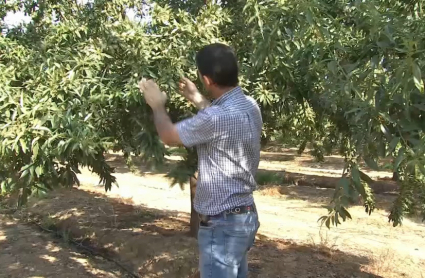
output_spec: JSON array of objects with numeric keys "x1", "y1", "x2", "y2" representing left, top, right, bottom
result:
[{"x1": 211, "y1": 86, "x2": 242, "y2": 106}]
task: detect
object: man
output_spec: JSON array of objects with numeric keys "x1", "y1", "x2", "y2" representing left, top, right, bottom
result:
[{"x1": 139, "y1": 43, "x2": 262, "y2": 278}]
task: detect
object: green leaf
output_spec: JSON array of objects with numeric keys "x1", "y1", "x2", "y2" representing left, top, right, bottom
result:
[
  {"x1": 318, "y1": 215, "x2": 328, "y2": 225},
  {"x1": 359, "y1": 170, "x2": 374, "y2": 184},
  {"x1": 376, "y1": 41, "x2": 390, "y2": 48},
  {"x1": 412, "y1": 103, "x2": 425, "y2": 111},
  {"x1": 20, "y1": 139, "x2": 27, "y2": 153},
  {"x1": 335, "y1": 212, "x2": 340, "y2": 225},
  {"x1": 35, "y1": 166, "x2": 43, "y2": 176},
  {"x1": 380, "y1": 124, "x2": 391, "y2": 140},
  {"x1": 351, "y1": 166, "x2": 361, "y2": 185},
  {"x1": 84, "y1": 113, "x2": 93, "y2": 122},
  {"x1": 379, "y1": 112, "x2": 393, "y2": 123},
  {"x1": 338, "y1": 177, "x2": 350, "y2": 196},
  {"x1": 340, "y1": 206, "x2": 352, "y2": 220},
  {"x1": 364, "y1": 156, "x2": 380, "y2": 170},
  {"x1": 419, "y1": 165, "x2": 425, "y2": 177},
  {"x1": 32, "y1": 143, "x2": 39, "y2": 158},
  {"x1": 352, "y1": 166, "x2": 367, "y2": 198},
  {"x1": 327, "y1": 61, "x2": 337, "y2": 74},
  {"x1": 33, "y1": 126, "x2": 52, "y2": 133},
  {"x1": 325, "y1": 217, "x2": 331, "y2": 229},
  {"x1": 394, "y1": 147, "x2": 405, "y2": 171},
  {"x1": 388, "y1": 137, "x2": 399, "y2": 155},
  {"x1": 306, "y1": 10, "x2": 313, "y2": 25},
  {"x1": 20, "y1": 169, "x2": 29, "y2": 179},
  {"x1": 412, "y1": 62, "x2": 424, "y2": 93},
  {"x1": 339, "y1": 207, "x2": 347, "y2": 221}
]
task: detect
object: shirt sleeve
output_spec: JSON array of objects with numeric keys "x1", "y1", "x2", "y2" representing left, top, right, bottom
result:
[{"x1": 176, "y1": 109, "x2": 216, "y2": 148}]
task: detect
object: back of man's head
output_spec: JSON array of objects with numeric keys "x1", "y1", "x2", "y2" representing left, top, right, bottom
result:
[{"x1": 196, "y1": 43, "x2": 239, "y2": 88}]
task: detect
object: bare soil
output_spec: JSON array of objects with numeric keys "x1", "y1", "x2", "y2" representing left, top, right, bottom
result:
[
  {"x1": 1, "y1": 149, "x2": 424, "y2": 278},
  {"x1": 0, "y1": 214, "x2": 126, "y2": 278}
]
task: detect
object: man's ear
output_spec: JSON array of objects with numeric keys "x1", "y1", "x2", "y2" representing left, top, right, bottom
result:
[{"x1": 202, "y1": 75, "x2": 213, "y2": 87}]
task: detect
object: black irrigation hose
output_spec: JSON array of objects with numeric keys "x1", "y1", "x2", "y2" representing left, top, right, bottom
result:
[{"x1": 27, "y1": 219, "x2": 140, "y2": 278}]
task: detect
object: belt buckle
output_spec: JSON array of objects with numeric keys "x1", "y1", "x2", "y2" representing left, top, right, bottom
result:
[
  {"x1": 225, "y1": 205, "x2": 255, "y2": 215},
  {"x1": 226, "y1": 207, "x2": 241, "y2": 214}
]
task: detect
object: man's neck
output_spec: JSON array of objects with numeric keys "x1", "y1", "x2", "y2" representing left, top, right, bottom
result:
[{"x1": 210, "y1": 85, "x2": 238, "y2": 100}]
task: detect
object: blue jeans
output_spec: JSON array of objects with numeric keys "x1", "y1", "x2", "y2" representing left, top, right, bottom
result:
[{"x1": 198, "y1": 211, "x2": 259, "y2": 278}]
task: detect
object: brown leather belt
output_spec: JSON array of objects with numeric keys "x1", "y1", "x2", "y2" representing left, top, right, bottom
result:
[{"x1": 199, "y1": 204, "x2": 256, "y2": 224}]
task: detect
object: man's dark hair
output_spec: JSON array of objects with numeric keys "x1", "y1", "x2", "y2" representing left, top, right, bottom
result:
[{"x1": 196, "y1": 43, "x2": 239, "y2": 87}]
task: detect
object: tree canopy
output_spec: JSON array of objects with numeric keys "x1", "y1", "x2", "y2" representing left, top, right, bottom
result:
[{"x1": 1, "y1": 0, "x2": 424, "y2": 227}]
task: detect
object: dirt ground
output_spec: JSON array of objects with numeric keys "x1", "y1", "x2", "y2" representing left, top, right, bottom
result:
[
  {"x1": 1, "y1": 149, "x2": 425, "y2": 278},
  {"x1": 0, "y1": 214, "x2": 127, "y2": 278}
]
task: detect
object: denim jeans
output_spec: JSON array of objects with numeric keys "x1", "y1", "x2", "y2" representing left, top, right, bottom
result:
[{"x1": 198, "y1": 210, "x2": 259, "y2": 278}]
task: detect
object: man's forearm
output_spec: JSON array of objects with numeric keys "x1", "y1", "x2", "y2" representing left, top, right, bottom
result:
[
  {"x1": 152, "y1": 106, "x2": 181, "y2": 145},
  {"x1": 153, "y1": 107, "x2": 173, "y2": 138},
  {"x1": 190, "y1": 93, "x2": 211, "y2": 110}
]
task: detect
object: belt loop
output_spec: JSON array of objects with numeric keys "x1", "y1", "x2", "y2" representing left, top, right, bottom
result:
[{"x1": 223, "y1": 211, "x2": 227, "y2": 220}]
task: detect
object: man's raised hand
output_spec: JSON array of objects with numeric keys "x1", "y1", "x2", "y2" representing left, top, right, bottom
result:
[
  {"x1": 178, "y1": 77, "x2": 210, "y2": 110},
  {"x1": 139, "y1": 79, "x2": 167, "y2": 110},
  {"x1": 178, "y1": 77, "x2": 200, "y2": 101}
]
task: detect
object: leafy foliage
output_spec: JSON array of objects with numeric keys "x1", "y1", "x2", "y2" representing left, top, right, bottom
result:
[
  {"x1": 1, "y1": 0, "x2": 424, "y2": 227},
  {"x1": 242, "y1": 0, "x2": 425, "y2": 226},
  {"x1": 0, "y1": 0, "x2": 227, "y2": 204}
]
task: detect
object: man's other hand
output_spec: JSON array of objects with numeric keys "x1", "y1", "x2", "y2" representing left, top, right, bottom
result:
[
  {"x1": 179, "y1": 77, "x2": 200, "y2": 102},
  {"x1": 179, "y1": 77, "x2": 210, "y2": 110}
]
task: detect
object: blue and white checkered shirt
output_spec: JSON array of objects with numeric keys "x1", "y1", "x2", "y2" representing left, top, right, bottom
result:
[{"x1": 176, "y1": 87, "x2": 263, "y2": 215}]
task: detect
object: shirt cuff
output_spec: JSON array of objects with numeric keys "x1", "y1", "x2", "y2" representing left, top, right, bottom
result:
[{"x1": 176, "y1": 120, "x2": 194, "y2": 148}]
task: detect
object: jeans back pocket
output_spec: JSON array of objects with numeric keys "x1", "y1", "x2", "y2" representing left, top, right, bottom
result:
[{"x1": 223, "y1": 226, "x2": 252, "y2": 266}]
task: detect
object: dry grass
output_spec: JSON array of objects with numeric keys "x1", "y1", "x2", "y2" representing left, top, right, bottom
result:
[
  {"x1": 307, "y1": 228, "x2": 339, "y2": 259},
  {"x1": 361, "y1": 247, "x2": 423, "y2": 278},
  {"x1": 367, "y1": 248, "x2": 399, "y2": 277},
  {"x1": 257, "y1": 185, "x2": 286, "y2": 196}
]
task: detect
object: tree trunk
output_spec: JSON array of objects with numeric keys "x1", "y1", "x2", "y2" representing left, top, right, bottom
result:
[
  {"x1": 392, "y1": 171, "x2": 399, "y2": 181},
  {"x1": 189, "y1": 172, "x2": 200, "y2": 238}
]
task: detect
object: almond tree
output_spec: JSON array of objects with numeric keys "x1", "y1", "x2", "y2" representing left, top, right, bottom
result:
[
  {"x1": 0, "y1": 0, "x2": 227, "y2": 214},
  {"x1": 1, "y1": 0, "x2": 424, "y2": 234},
  {"x1": 242, "y1": 0, "x2": 425, "y2": 226}
]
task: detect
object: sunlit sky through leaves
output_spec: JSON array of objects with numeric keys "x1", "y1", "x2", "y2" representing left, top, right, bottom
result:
[
  {"x1": 3, "y1": 0, "x2": 151, "y2": 28},
  {"x1": 3, "y1": 0, "x2": 225, "y2": 28}
]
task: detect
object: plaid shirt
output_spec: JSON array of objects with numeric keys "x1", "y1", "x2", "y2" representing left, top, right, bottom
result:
[{"x1": 176, "y1": 87, "x2": 263, "y2": 215}]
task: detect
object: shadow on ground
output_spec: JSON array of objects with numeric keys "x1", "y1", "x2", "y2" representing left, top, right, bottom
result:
[
  {"x1": 260, "y1": 147, "x2": 346, "y2": 170},
  {"x1": 260, "y1": 152, "x2": 297, "y2": 162},
  {"x1": 0, "y1": 213, "x2": 127, "y2": 278},
  {"x1": 0, "y1": 187, "x2": 387, "y2": 278},
  {"x1": 105, "y1": 153, "x2": 178, "y2": 175},
  {"x1": 256, "y1": 167, "x2": 399, "y2": 194},
  {"x1": 107, "y1": 152, "x2": 398, "y2": 196},
  {"x1": 107, "y1": 148, "x2": 347, "y2": 175}
]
